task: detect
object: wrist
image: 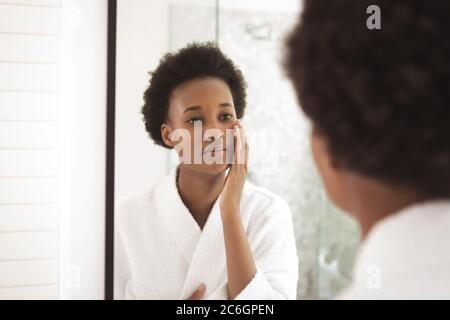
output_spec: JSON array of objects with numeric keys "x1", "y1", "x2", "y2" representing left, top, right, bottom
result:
[{"x1": 220, "y1": 207, "x2": 241, "y2": 224}]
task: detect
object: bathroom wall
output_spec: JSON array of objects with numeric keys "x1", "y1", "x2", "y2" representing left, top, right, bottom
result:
[{"x1": 115, "y1": 0, "x2": 171, "y2": 201}]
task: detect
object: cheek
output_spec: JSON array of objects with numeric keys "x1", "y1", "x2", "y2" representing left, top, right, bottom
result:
[
  {"x1": 319, "y1": 160, "x2": 339, "y2": 197},
  {"x1": 171, "y1": 126, "x2": 193, "y2": 156},
  {"x1": 310, "y1": 134, "x2": 324, "y2": 173},
  {"x1": 311, "y1": 135, "x2": 341, "y2": 204},
  {"x1": 176, "y1": 127, "x2": 205, "y2": 160},
  {"x1": 223, "y1": 122, "x2": 239, "y2": 147}
]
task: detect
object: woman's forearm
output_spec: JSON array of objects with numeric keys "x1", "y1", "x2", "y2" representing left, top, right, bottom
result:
[{"x1": 221, "y1": 211, "x2": 257, "y2": 299}]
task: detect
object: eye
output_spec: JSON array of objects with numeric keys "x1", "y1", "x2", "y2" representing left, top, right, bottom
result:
[
  {"x1": 220, "y1": 113, "x2": 233, "y2": 121},
  {"x1": 187, "y1": 118, "x2": 203, "y2": 125}
]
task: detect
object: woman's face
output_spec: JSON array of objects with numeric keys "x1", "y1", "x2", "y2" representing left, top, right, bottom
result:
[
  {"x1": 310, "y1": 128, "x2": 349, "y2": 212},
  {"x1": 161, "y1": 77, "x2": 238, "y2": 175}
]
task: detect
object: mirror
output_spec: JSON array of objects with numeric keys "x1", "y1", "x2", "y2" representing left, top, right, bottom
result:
[{"x1": 114, "y1": 0, "x2": 359, "y2": 300}]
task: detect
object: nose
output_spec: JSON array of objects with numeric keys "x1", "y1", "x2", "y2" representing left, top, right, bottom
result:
[
  {"x1": 204, "y1": 132, "x2": 223, "y2": 143},
  {"x1": 203, "y1": 122, "x2": 226, "y2": 142}
]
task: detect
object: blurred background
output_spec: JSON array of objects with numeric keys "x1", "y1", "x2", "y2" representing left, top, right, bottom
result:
[{"x1": 0, "y1": 0, "x2": 360, "y2": 299}]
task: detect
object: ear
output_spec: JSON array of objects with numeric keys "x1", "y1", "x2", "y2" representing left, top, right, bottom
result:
[{"x1": 161, "y1": 123, "x2": 175, "y2": 148}]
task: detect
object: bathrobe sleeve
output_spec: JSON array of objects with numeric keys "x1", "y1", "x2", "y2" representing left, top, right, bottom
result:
[
  {"x1": 114, "y1": 201, "x2": 134, "y2": 300},
  {"x1": 234, "y1": 197, "x2": 299, "y2": 300}
]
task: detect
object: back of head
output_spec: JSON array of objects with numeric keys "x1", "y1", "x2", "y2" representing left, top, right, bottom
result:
[{"x1": 284, "y1": 0, "x2": 450, "y2": 199}]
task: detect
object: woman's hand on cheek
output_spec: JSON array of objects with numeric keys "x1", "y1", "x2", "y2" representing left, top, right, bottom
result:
[{"x1": 219, "y1": 120, "x2": 249, "y2": 221}]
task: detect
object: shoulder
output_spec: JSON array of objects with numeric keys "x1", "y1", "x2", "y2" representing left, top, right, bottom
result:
[
  {"x1": 242, "y1": 180, "x2": 293, "y2": 221},
  {"x1": 115, "y1": 186, "x2": 155, "y2": 212},
  {"x1": 114, "y1": 185, "x2": 157, "y2": 230}
]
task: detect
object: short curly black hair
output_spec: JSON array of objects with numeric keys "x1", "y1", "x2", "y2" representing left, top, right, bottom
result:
[
  {"x1": 284, "y1": 0, "x2": 450, "y2": 198},
  {"x1": 141, "y1": 42, "x2": 247, "y2": 149}
]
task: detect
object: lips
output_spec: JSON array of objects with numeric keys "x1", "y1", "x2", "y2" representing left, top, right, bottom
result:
[{"x1": 203, "y1": 147, "x2": 227, "y2": 155}]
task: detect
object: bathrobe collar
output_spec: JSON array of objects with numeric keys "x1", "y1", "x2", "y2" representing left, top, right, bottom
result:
[
  {"x1": 154, "y1": 166, "x2": 227, "y2": 298},
  {"x1": 156, "y1": 167, "x2": 203, "y2": 262}
]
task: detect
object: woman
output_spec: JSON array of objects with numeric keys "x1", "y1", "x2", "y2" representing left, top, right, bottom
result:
[
  {"x1": 114, "y1": 42, "x2": 298, "y2": 300},
  {"x1": 284, "y1": 0, "x2": 450, "y2": 298}
]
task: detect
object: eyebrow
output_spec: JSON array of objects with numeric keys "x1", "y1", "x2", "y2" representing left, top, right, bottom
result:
[
  {"x1": 183, "y1": 103, "x2": 233, "y2": 113},
  {"x1": 183, "y1": 106, "x2": 202, "y2": 113}
]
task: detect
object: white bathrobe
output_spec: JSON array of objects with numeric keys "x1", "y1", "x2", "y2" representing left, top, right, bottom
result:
[
  {"x1": 338, "y1": 201, "x2": 450, "y2": 299},
  {"x1": 114, "y1": 167, "x2": 299, "y2": 300}
]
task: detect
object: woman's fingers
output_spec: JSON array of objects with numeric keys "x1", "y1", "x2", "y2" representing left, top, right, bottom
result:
[
  {"x1": 187, "y1": 283, "x2": 206, "y2": 300},
  {"x1": 234, "y1": 125, "x2": 243, "y2": 164},
  {"x1": 234, "y1": 120, "x2": 247, "y2": 165}
]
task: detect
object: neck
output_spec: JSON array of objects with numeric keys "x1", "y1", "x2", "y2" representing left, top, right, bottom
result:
[
  {"x1": 345, "y1": 174, "x2": 425, "y2": 240},
  {"x1": 176, "y1": 165, "x2": 226, "y2": 229}
]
